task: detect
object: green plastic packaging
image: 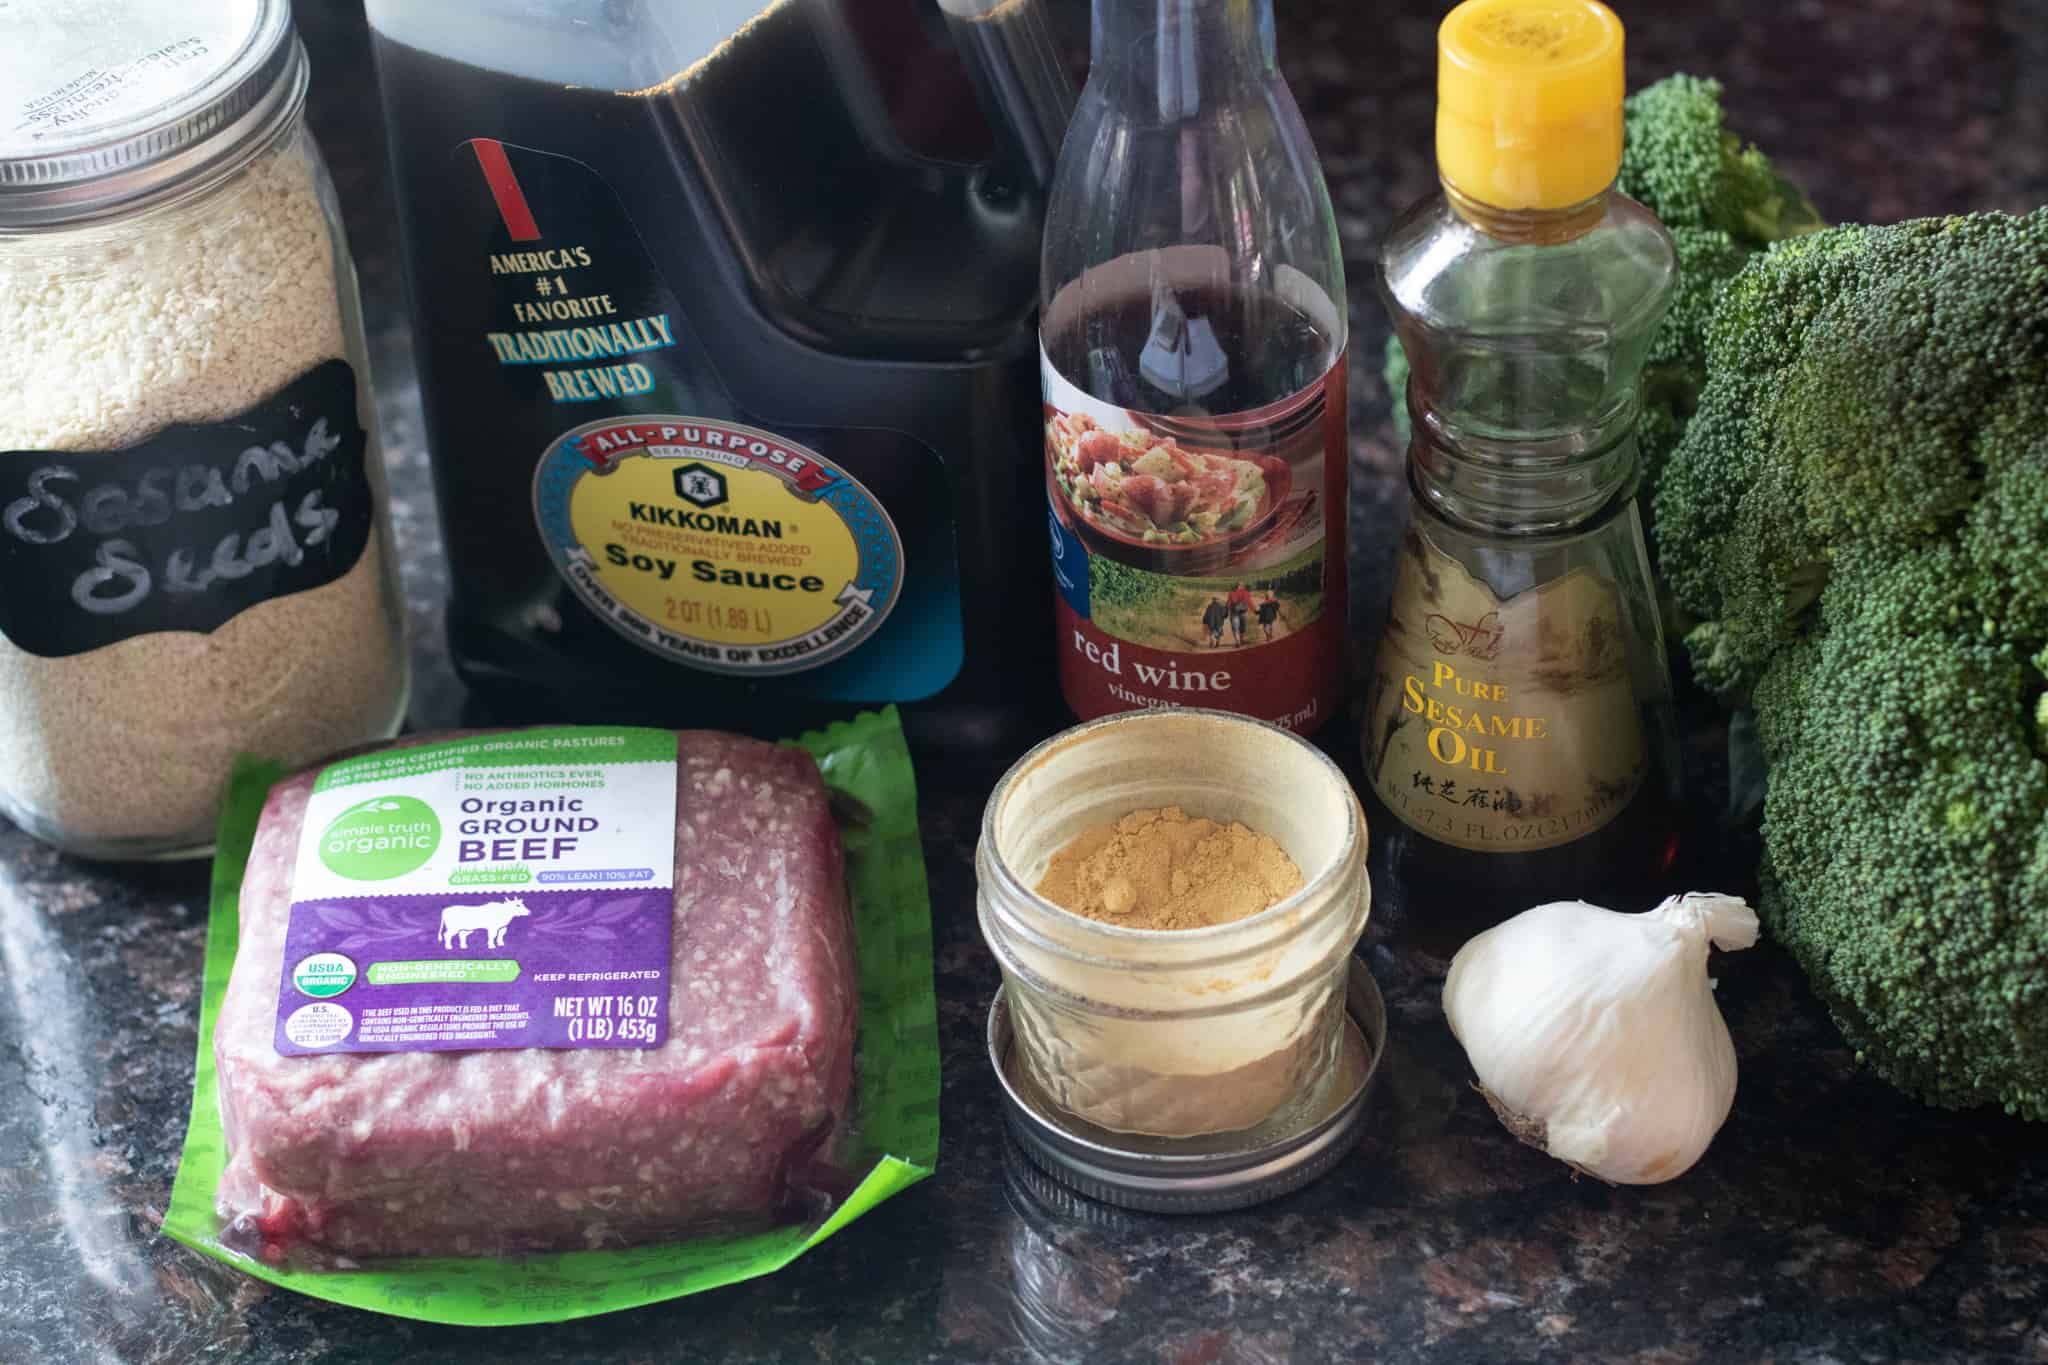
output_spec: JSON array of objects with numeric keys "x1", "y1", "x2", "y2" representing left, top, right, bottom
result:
[{"x1": 164, "y1": 708, "x2": 940, "y2": 1326}]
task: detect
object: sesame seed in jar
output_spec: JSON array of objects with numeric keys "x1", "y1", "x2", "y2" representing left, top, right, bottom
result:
[{"x1": 0, "y1": 44, "x2": 408, "y2": 858}]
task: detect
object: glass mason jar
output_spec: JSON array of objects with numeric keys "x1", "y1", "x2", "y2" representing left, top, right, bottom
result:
[
  {"x1": 0, "y1": 0, "x2": 408, "y2": 859},
  {"x1": 977, "y1": 709, "x2": 1369, "y2": 1139}
]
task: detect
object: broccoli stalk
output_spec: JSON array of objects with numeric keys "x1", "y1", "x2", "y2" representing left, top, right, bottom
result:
[
  {"x1": 1383, "y1": 74, "x2": 1823, "y2": 504},
  {"x1": 1655, "y1": 209, "x2": 2048, "y2": 1119}
]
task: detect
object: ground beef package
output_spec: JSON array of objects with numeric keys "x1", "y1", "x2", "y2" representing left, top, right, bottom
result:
[{"x1": 165, "y1": 710, "x2": 938, "y2": 1325}]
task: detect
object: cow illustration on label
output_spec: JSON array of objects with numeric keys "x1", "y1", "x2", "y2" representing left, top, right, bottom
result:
[{"x1": 438, "y1": 896, "x2": 530, "y2": 951}]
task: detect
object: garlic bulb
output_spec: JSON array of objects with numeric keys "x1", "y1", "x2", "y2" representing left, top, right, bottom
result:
[{"x1": 1442, "y1": 893, "x2": 1759, "y2": 1185}]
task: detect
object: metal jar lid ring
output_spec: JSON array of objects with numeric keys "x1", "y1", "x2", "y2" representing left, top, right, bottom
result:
[
  {"x1": 989, "y1": 955, "x2": 1387, "y2": 1214},
  {"x1": 0, "y1": 0, "x2": 301, "y2": 228}
]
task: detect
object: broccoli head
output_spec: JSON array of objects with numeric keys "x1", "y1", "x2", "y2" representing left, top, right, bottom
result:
[
  {"x1": 1383, "y1": 75, "x2": 1820, "y2": 500},
  {"x1": 1656, "y1": 209, "x2": 2048, "y2": 1118},
  {"x1": 1754, "y1": 539, "x2": 2048, "y2": 1120}
]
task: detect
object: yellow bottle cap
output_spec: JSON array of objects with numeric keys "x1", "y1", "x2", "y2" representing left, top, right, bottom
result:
[{"x1": 1436, "y1": 0, "x2": 1625, "y2": 211}]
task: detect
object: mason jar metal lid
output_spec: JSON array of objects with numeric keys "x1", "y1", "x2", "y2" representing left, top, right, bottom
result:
[
  {"x1": 990, "y1": 956, "x2": 1386, "y2": 1214},
  {"x1": 0, "y1": 0, "x2": 301, "y2": 227}
]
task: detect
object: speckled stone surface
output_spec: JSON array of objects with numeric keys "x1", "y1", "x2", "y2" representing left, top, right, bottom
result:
[{"x1": 3, "y1": 2, "x2": 2045, "y2": 1362}]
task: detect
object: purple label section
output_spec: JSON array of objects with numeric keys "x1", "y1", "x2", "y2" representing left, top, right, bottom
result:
[{"x1": 273, "y1": 888, "x2": 671, "y2": 1056}]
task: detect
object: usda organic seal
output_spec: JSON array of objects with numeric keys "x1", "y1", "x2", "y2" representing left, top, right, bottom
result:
[{"x1": 292, "y1": 951, "x2": 357, "y2": 999}]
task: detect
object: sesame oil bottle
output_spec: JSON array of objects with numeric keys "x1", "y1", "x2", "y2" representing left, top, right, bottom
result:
[{"x1": 1362, "y1": 0, "x2": 1684, "y2": 953}]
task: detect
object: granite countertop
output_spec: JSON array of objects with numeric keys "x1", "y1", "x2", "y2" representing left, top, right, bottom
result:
[{"x1": 5, "y1": 2, "x2": 2046, "y2": 1362}]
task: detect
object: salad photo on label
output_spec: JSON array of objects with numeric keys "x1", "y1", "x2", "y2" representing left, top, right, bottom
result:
[{"x1": 1047, "y1": 408, "x2": 1289, "y2": 552}]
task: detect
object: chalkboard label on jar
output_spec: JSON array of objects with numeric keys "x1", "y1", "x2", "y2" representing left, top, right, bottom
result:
[{"x1": 0, "y1": 359, "x2": 374, "y2": 658}]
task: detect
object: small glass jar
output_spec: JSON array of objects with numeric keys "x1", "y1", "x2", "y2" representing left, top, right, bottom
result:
[
  {"x1": 0, "y1": 0, "x2": 408, "y2": 858},
  {"x1": 978, "y1": 708, "x2": 1369, "y2": 1139}
]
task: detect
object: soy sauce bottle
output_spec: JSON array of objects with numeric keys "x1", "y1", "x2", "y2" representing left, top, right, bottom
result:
[
  {"x1": 1039, "y1": 0, "x2": 1348, "y2": 736},
  {"x1": 366, "y1": 0, "x2": 1072, "y2": 750},
  {"x1": 1362, "y1": 0, "x2": 1683, "y2": 954}
]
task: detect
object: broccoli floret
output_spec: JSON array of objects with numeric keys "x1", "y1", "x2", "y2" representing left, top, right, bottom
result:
[
  {"x1": 1658, "y1": 212, "x2": 2048, "y2": 694},
  {"x1": 1615, "y1": 74, "x2": 1825, "y2": 245},
  {"x1": 1635, "y1": 225, "x2": 1751, "y2": 492},
  {"x1": 1384, "y1": 75, "x2": 1820, "y2": 505},
  {"x1": 1616, "y1": 76, "x2": 1823, "y2": 492},
  {"x1": 1657, "y1": 209, "x2": 2048, "y2": 1119}
]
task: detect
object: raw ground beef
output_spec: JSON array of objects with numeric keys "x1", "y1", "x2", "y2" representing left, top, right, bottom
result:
[{"x1": 212, "y1": 731, "x2": 857, "y2": 1260}]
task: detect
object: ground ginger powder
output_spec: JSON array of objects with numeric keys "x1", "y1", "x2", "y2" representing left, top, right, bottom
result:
[{"x1": 1036, "y1": 806, "x2": 1305, "y2": 930}]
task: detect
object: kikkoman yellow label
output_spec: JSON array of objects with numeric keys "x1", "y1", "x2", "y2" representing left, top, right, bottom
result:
[
  {"x1": 533, "y1": 417, "x2": 901, "y2": 675},
  {"x1": 1361, "y1": 525, "x2": 1646, "y2": 852}
]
